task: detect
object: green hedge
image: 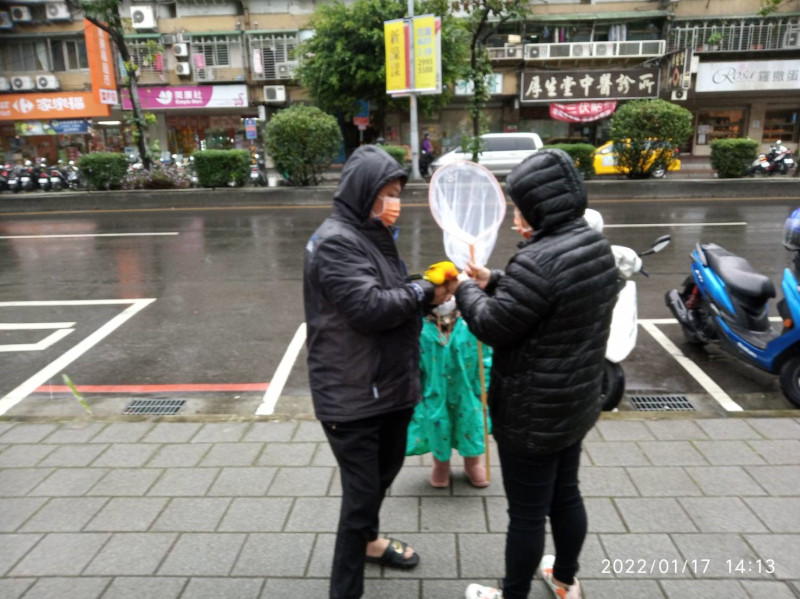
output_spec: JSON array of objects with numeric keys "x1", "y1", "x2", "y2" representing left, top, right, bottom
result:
[
  {"x1": 542, "y1": 143, "x2": 596, "y2": 180},
  {"x1": 192, "y1": 150, "x2": 250, "y2": 188},
  {"x1": 382, "y1": 144, "x2": 408, "y2": 168},
  {"x1": 78, "y1": 152, "x2": 129, "y2": 190},
  {"x1": 709, "y1": 138, "x2": 759, "y2": 178}
]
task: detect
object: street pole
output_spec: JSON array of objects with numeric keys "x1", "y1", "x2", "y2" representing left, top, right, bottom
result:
[{"x1": 408, "y1": 0, "x2": 421, "y2": 181}]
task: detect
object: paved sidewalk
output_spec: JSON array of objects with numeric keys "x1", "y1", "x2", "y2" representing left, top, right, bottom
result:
[{"x1": 1, "y1": 416, "x2": 800, "y2": 599}]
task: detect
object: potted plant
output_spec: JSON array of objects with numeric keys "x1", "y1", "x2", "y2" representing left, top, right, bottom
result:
[{"x1": 707, "y1": 31, "x2": 723, "y2": 50}]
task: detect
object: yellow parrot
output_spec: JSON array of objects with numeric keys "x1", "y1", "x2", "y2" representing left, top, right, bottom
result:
[{"x1": 421, "y1": 261, "x2": 459, "y2": 285}]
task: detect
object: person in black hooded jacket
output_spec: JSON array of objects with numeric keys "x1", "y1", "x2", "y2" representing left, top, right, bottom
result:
[
  {"x1": 452, "y1": 149, "x2": 619, "y2": 599},
  {"x1": 303, "y1": 145, "x2": 450, "y2": 599}
]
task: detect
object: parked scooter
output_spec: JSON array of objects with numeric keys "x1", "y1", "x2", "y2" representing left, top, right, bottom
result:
[
  {"x1": 20, "y1": 160, "x2": 36, "y2": 192},
  {"x1": 249, "y1": 153, "x2": 267, "y2": 186},
  {"x1": 666, "y1": 208, "x2": 800, "y2": 408},
  {"x1": 585, "y1": 209, "x2": 671, "y2": 410},
  {"x1": 37, "y1": 158, "x2": 52, "y2": 191},
  {"x1": 748, "y1": 140, "x2": 795, "y2": 176},
  {"x1": 65, "y1": 160, "x2": 82, "y2": 190},
  {"x1": 49, "y1": 160, "x2": 68, "y2": 191},
  {"x1": 0, "y1": 163, "x2": 11, "y2": 192},
  {"x1": 7, "y1": 163, "x2": 23, "y2": 193}
]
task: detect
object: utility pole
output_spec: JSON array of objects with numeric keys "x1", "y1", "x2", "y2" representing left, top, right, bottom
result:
[{"x1": 408, "y1": 0, "x2": 421, "y2": 181}]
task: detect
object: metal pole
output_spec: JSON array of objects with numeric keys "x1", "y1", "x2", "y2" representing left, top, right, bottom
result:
[{"x1": 408, "y1": 0, "x2": 421, "y2": 180}]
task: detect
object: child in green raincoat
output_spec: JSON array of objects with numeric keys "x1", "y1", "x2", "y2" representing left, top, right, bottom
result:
[{"x1": 406, "y1": 298, "x2": 492, "y2": 488}]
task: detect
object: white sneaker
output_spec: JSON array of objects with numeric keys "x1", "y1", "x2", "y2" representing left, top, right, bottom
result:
[
  {"x1": 465, "y1": 583, "x2": 503, "y2": 599},
  {"x1": 539, "y1": 554, "x2": 583, "y2": 599}
]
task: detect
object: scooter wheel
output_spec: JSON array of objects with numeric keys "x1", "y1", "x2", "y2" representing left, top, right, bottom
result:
[
  {"x1": 778, "y1": 355, "x2": 800, "y2": 409},
  {"x1": 600, "y1": 360, "x2": 625, "y2": 411}
]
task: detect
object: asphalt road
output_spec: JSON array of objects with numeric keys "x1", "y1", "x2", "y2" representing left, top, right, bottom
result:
[{"x1": 1, "y1": 195, "x2": 800, "y2": 420}]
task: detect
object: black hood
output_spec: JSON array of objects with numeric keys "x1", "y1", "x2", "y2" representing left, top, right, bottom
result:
[
  {"x1": 333, "y1": 145, "x2": 408, "y2": 223},
  {"x1": 505, "y1": 148, "x2": 587, "y2": 233}
]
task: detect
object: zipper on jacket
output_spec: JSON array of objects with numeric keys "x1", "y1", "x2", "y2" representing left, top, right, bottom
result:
[{"x1": 372, "y1": 384, "x2": 379, "y2": 399}]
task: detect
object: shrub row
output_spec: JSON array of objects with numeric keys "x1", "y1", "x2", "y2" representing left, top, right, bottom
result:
[{"x1": 542, "y1": 143, "x2": 596, "y2": 180}]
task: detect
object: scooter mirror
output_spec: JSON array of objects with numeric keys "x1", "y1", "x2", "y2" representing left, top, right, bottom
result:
[{"x1": 640, "y1": 234, "x2": 671, "y2": 256}]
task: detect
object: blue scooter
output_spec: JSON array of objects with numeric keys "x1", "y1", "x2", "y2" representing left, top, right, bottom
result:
[{"x1": 665, "y1": 240, "x2": 800, "y2": 408}]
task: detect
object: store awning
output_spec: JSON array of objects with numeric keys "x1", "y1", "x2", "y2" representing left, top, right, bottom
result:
[{"x1": 529, "y1": 10, "x2": 670, "y2": 23}]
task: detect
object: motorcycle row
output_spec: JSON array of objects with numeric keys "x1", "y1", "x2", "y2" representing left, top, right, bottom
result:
[
  {"x1": 1, "y1": 158, "x2": 82, "y2": 193},
  {"x1": 746, "y1": 139, "x2": 797, "y2": 176}
]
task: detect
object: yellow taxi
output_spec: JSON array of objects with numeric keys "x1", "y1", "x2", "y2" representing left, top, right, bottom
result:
[{"x1": 593, "y1": 140, "x2": 681, "y2": 178}]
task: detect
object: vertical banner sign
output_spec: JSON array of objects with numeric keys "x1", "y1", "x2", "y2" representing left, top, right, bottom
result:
[
  {"x1": 84, "y1": 19, "x2": 118, "y2": 105},
  {"x1": 385, "y1": 18, "x2": 410, "y2": 94},
  {"x1": 413, "y1": 15, "x2": 437, "y2": 92}
]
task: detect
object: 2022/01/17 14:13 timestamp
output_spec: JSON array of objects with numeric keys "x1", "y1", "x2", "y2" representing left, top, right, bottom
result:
[{"x1": 727, "y1": 559, "x2": 775, "y2": 574}]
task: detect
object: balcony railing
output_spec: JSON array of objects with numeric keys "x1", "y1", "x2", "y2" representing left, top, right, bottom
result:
[
  {"x1": 668, "y1": 17, "x2": 800, "y2": 52},
  {"x1": 518, "y1": 40, "x2": 665, "y2": 61}
]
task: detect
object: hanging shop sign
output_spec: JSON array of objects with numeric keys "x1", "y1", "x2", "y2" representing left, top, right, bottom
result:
[
  {"x1": 244, "y1": 118, "x2": 258, "y2": 139},
  {"x1": 121, "y1": 85, "x2": 248, "y2": 110},
  {"x1": 521, "y1": 69, "x2": 659, "y2": 103},
  {"x1": 84, "y1": 19, "x2": 119, "y2": 105},
  {"x1": 550, "y1": 101, "x2": 617, "y2": 123},
  {"x1": 14, "y1": 119, "x2": 92, "y2": 136},
  {"x1": 667, "y1": 48, "x2": 693, "y2": 91},
  {"x1": 696, "y1": 60, "x2": 800, "y2": 93},
  {"x1": 0, "y1": 92, "x2": 111, "y2": 121}
]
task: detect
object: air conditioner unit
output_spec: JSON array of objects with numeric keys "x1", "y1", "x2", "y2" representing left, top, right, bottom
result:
[
  {"x1": 36, "y1": 74, "x2": 60, "y2": 90},
  {"x1": 571, "y1": 43, "x2": 592, "y2": 58},
  {"x1": 276, "y1": 62, "x2": 297, "y2": 79},
  {"x1": 594, "y1": 42, "x2": 614, "y2": 57},
  {"x1": 45, "y1": 2, "x2": 71, "y2": 21},
  {"x1": 175, "y1": 62, "x2": 191, "y2": 76},
  {"x1": 504, "y1": 44, "x2": 521, "y2": 58},
  {"x1": 131, "y1": 5, "x2": 156, "y2": 30},
  {"x1": 784, "y1": 29, "x2": 800, "y2": 48},
  {"x1": 11, "y1": 76, "x2": 35, "y2": 91},
  {"x1": 0, "y1": 77, "x2": 10, "y2": 92},
  {"x1": 671, "y1": 89, "x2": 688, "y2": 101},
  {"x1": 173, "y1": 43, "x2": 189, "y2": 57},
  {"x1": 0, "y1": 10, "x2": 13, "y2": 29},
  {"x1": 161, "y1": 33, "x2": 176, "y2": 45},
  {"x1": 526, "y1": 44, "x2": 549, "y2": 59},
  {"x1": 264, "y1": 84, "x2": 286, "y2": 103},
  {"x1": 197, "y1": 68, "x2": 214, "y2": 81},
  {"x1": 9, "y1": 5, "x2": 33, "y2": 23}
]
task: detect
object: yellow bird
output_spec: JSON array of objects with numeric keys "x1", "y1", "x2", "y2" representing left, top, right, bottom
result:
[{"x1": 422, "y1": 261, "x2": 459, "y2": 285}]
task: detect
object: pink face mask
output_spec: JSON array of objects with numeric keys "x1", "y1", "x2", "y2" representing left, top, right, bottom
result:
[{"x1": 371, "y1": 197, "x2": 401, "y2": 227}]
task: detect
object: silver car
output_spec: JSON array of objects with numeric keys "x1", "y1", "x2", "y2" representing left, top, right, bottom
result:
[{"x1": 430, "y1": 132, "x2": 544, "y2": 177}]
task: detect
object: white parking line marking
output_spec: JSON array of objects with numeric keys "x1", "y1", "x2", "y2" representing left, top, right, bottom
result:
[
  {"x1": 256, "y1": 322, "x2": 306, "y2": 416},
  {"x1": 0, "y1": 233, "x2": 179, "y2": 239},
  {"x1": 0, "y1": 322, "x2": 76, "y2": 329},
  {"x1": 640, "y1": 319, "x2": 743, "y2": 411},
  {"x1": 0, "y1": 329, "x2": 74, "y2": 352},
  {"x1": 0, "y1": 299, "x2": 156, "y2": 415},
  {"x1": 604, "y1": 222, "x2": 747, "y2": 228}
]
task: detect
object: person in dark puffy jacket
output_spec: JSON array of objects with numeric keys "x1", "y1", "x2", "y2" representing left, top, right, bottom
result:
[
  {"x1": 452, "y1": 149, "x2": 619, "y2": 599},
  {"x1": 303, "y1": 144, "x2": 449, "y2": 599}
]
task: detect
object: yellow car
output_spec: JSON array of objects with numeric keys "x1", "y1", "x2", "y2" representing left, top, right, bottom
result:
[{"x1": 593, "y1": 140, "x2": 681, "y2": 178}]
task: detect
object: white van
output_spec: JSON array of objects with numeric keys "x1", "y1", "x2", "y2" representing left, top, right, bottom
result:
[{"x1": 430, "y1": 132, "x2": 544, "y2": 177}]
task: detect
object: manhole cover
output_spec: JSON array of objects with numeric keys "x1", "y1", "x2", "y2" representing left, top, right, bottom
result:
[
  {"x1": 123, "y1": 399, "x2": 186, "y2": 415},
  {"x1": 628, "y1": 395, "x2": 695, "y2": 411}
]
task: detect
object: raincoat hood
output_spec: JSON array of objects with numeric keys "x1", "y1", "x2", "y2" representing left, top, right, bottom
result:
[
  {"x1": 505, "y1": 148, "x2": 587, "y2": 233},
  {"x1": 333, "y1": 145, "x2": 408, "y2": 223}
]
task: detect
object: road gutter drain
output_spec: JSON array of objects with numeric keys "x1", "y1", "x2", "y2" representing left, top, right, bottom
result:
[
  {"x1": 123, "y1": 399, "x2": 186, "y2": 416},
  {"x1": 628, "y1": 395, "x2": 696, "y2": 411}
]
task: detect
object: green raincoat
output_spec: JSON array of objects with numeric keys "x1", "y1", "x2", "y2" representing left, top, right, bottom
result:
[{"x1": 406, "y1": 317, "x2": 492, "y2": 460}]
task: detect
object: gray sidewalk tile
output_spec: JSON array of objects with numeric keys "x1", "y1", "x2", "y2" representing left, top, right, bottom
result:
[
  {"x1": 39, "y1": 443, "x2": 109, "y2": 467},
  {"x1": 0, "y1": 422, "x2": 14, "y2": 436},
  {"x1": 151, "y1": 497, "x2": 231, "y2": 531},
  {"x1": 242, "y1": 421, "x2": 297, "y2": 442},
  {"x1": 745, "y1": 534, "x2": 800, "y2": 578},
  {"x1": 739, "y1": 581, "x2": 798, "y2": 599},
  {"x1": 637, "y1": 441, "x2": 709, "y2": 466},
  {"x1": 585, "y1": 498, "x2": 626, "y2": 533},
  {"x1": 306, "y1": 532, "x2": 336, "y2": 578},
  {"x1": 0, "y1": 533, "x2": 43, "y2": 575},
  {"x1": 311, "y1": 442, "x2": 338, "y2": 466},
  {"x1": 292, "y1": 420, "x2": 328, "y2": 442},
  {"x1": 579, "y1": 579, "x2": 666, "y2": 599},
  {"x1": 644, "y1": 420, "x2": 709, "y2": 441},
  {"x1": 747, "y1": 439, "x2": 800, "y2": 464},
  {"x1": 190, "y1": 422, "x2": 249, "y2": 443},
  {"x1": 207, "y1": 466, "x2": 276, "y2": 496},
  {"x1": 580, "y1": 467, "x2": 639, "y2": 497},
  {"x1": 565, "y1": 533, "x2": 606, "y2": 578},
  {"x1": 452, "y1": 472, "x2": 506, "y2": 496},
  {"x1": 267, "y1": 467, "x2": 334, "y2": 496},
  {"x1": 0, "y1": 444, "x2": 56, "y2": 467},
  {"x1": 679, "y1": 497, "x2": 767, "y2": 533},
  {"x1": 141, "y1": 422, "x2": 203, "y2": 444},
  {"x1": 146, "y1": 443, "x2": 211, "y2": 467},
  {"x1": 200, "y1": 442, "x2": 264, "y2": 467},
  {"x1": 744, "y1": 497, "x2": 800, "y2": 532},
  {"x1": 0, "y1": 497, "x2": 47, "y2": 532},
  {"x1": 20, "y1": 577, "x2": 111, "y2": 599},
  {"x1": 158, "y1": 533, "x2": 246, "y2": 576},
  {"x1": 146, "y1": 467, "x2": 220, "y2": 496},
  {"x1": 83, "y1": 532, "x2": 177, "y2": 575},
  {"x1": 91, "y1": 443, "x2": 160, "y2": 468},
  {"x1": 101, "y1": 577, "x2": 187, "y2": 599},
  {"x1": 585, "y1": 441, "x2": 650, "y2": 466},
  {"x1": 615, "y1": 498, "x2": 698, "y2": 532},
  {"x1": 86, "y1": 468, "x2": 163, "y2": 496},
  {"x1": 231, "y1": 532, "x2": 315, "y2": 576},
  {"x1": 20, "y1": 497, "x2": 108, "y2": 532},
  {"x1": 744, "y1": 465, "x2": 800, "y2": 496},
  {"x1": 377, "y1": 496, "x2": 420, "y2": 532},
  {"x1": 261, "y1": 578, "x2": 328, "y2": 597},
  {"x1": 42, "y1": 422, "x2": 107, "y2": 444},
  {"x1": 90, "y1": 422, "x2": 153, "y2": 444},
  {"x1": 696, "y1": 420, "x2": 760, "y2": 440},
  {"x1": 217, "y1": 497, "x2": 293, "y2": 532},
  {"x1": 9, "y1": 532, "x2": 109, "y2": 576},
  {"x1": 383, "y1": 532, "x2": 458, "y2": 579},
  {"x1": 0, "y1": 468, "x2": 54, "y2": 496},
  {"x1": 29, "y1": 467, "x2": 108, "y2": 496},
  {"x1": 390, "y1": 466, "x2": 466, "y2": 497},
  {"x1": 0, "y1": 578, "x2": 35, "y2": 599},
  {"x1": 744, "y1": 418, "x2": 800, "y2": 439},
  {"x1": 363, "y1": 579, "x2": 420, "y2": 596},
  {"x1": 626, "y1": 467, "x2": 702, "y2": 497},
  {"x1": 684, "y1": 466, "x2": 767, "y2": 496},
  {"x1": 85, "y1": 497, "x2": 169, "y2": 531},
  {"x1": 256, "y1": 442, "x2": 317, "y2": 466},
  {"x1": 459, "y1": 532, "x2": 504, "y2": 578},
  {"x1": 182, "y1": 577, "x2": 264, "y2": 599},
  {"x1": 485, "y1": 496, "x2": 508, "y2": 532},
  {"x1": 596, "y1": 421, "x2": 656, "y2": 441},
  {"x1": 692, "y1": 440, "x2": 766, "y2": 466},
  {"x1": 598, "y1": 533, "x2": 687, "y2": 578},
  {"x1": 0, "y1": 423, "x2": 57, "y2": 443},
  {"x1": 285, "y1": 497, "x2": 341, "y2": 532},
  {"x1": 660, "y1": 579, "x2": 749, "y2": 598},
  {"x1": 671, "y1": 533, "x2": 764, "y2": 577},
  {"x1": 421, "y1": 497, "x2": 486, "y2": 533}
]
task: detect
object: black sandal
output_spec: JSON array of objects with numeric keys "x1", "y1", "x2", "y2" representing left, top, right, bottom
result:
[{"x1": 365, "y1": 538, "x2": 420, "y2": 569}]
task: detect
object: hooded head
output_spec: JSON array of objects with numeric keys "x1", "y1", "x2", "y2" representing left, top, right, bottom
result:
[
  {"x1": 505, "y1": 148, "x2": 587, "y2": 234},
  {"x1": 333, "y1": 145, "x2": 408, "y2": 224}
]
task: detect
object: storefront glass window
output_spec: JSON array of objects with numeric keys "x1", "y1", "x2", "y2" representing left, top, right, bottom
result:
[
  {"x1": 695, "y1": 109, "x2": 744, "y2": 145},
  {"x1": 763, "y1": 109, "x2": 799, "y2": 143}
]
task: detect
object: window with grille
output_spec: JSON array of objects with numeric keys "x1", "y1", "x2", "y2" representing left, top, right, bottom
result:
[
  {"x1": 51, "y1": 39, "x2": 89, "y2": 71},
  {"x1": 5, "y1": 41, "x2": 49, "y2": 71},
  {"x1": 126, "y1": 41, "x2": 163, "y2": 72},
  {"x1": 193, "y1": 36, "x2": 231, "y2": 67},
  {"x1": 249, "y1": 33, "x2": 298, "y2": 79}
]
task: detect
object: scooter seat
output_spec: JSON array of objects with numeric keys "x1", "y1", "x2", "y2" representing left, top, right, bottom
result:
[{"x1": 702, "y1": 244, "x2": 775, "y2": 301}]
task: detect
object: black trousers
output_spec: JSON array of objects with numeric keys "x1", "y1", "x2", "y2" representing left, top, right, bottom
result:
[
  {"x1": 321, "y1": 407, "x2": 414, "y2": 599},
  {"x1": 499, "y1": 440, "x2": 586, "y2": 599}
]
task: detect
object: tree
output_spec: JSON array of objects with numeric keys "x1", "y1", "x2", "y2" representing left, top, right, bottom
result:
[
  {"x1": 452, "y1": 0, "x2": 528, "y2": 162},
  {"x1": 296, "y1": 0, "x2": 469, "y2": 132},
  {"x1": 66, "y1": 0, "x2": 155, "y2": 169},
  {"x1": 609, "y1": 99, "x2": 693, "y2": 179}
]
